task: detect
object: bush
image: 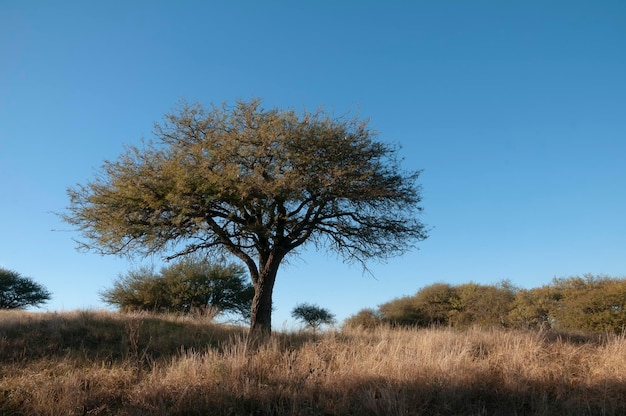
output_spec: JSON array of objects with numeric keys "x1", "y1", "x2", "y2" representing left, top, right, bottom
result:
[
  {"x1": 412, "y1": 283, "x2": 457, "y2": 326},
  {"x1": 550, "y1": 274, "x2": 626, "y2": 333},
  {"x1": 101, "y1": 256, "x2": 254, "y2": 320},
  {"x1": 449, "y1": 281, "x2": 518, "y2": 328},
  {"x1": 507, "y1": 286, "x2": 557, "y2": 330},
  {"x1": 377, "y1": 282, "x2": 517, "y2": 329},
  {"x1": 343, "y1": 308, "x2": 383, "y2": 329},
  {"x1": 352, "y1": 275, "x2": 626, "y2": 333},
  {"x1": 368, "y1": 281, "x2": 518, "y2": 329},
  {"x1": 378, "y1": 295, "x2": 423, "y2": 326}
]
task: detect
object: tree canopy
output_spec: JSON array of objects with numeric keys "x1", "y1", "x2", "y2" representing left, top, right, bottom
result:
[
  {"x1": 0, "y1": 268, "x2": 51, "y2": 309},
  {"x1": 64, "y1": 99, "x2": 428, "y2": 335},
  {"x1": 291, "y1": 303, "x2": 336, "y2": 332}
]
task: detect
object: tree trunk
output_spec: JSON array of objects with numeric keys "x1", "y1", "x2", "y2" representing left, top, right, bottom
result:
[{"x1": 248, "y1": 255, "x2": 280, "y2": 338}]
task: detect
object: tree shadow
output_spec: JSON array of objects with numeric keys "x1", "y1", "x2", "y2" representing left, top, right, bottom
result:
[
  {"x1": 3, "y1": 313, "x2": 625, "y2": 415},
  {"x1": 0, "y1": 310, "x2": 244, "y2": 364},
  {"x1": 126, "y1": 373, "x2": 626, "y2": 416}
]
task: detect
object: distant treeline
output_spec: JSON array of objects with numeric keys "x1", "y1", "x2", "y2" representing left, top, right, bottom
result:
[{"x1": 345, "y1": 274, "x2": 626, "y2": 334}]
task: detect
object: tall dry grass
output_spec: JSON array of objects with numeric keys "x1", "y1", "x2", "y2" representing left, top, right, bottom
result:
[{"x1": 1, "y1": 310, "x2": 625, "y2": 415}]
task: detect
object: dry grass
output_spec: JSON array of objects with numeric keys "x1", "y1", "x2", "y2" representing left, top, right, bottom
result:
[{"x1": 1, "y1": 310, "x2": 625, "y2": 415}]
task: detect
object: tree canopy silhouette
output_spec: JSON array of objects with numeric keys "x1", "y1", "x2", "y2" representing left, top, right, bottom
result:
[
  {"x1": 64, "y1": 99, "x2": 427, "y2": 335},
  {"x1": 0, "y1": 268, "x2": 51, "y2": 309},
  {"x1": 291, "y1": 303, "x2": 336, "y2": 332}
]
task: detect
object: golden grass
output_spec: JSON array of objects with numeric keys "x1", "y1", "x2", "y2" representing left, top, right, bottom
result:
[{"x1": 1, "y1": 310, "x2": 625, "y2": 415}]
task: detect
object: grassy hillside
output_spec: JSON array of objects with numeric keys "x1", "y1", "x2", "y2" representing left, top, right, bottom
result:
[{"x1": 1, "y1": 310, "x2": 625, "y2": 415}]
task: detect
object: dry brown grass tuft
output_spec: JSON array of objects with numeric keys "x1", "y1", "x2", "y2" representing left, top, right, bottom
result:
[{"x1": 1, "y1": 310, "x2": 625, "y2": 415}]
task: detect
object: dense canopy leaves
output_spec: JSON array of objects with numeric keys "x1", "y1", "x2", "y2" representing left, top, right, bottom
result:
[
  {"x1": 67, "y1": 100, "x2": 426, "y2": 265},
  {"x1": 65, "y1": 99, "x2": 428, "y2": 334}
]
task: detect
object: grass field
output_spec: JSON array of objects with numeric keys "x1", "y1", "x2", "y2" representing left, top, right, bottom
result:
[{"x1": 1, "y1": 310, "x2": 624, "y2": 415}]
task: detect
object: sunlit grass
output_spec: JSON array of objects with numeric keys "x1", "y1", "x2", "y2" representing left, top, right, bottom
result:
[{"x1": 1, "y1": 310, "x2": 625, "y2": 415}]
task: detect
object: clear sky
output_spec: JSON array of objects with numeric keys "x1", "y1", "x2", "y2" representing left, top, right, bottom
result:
[{"x1": 1, "y1": 1, "x2": 625, "y2": 329}]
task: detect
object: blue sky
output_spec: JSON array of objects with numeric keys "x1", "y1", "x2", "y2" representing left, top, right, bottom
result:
[{"x1": 1, "y1": 1, "x2": 624, "y2": 329}]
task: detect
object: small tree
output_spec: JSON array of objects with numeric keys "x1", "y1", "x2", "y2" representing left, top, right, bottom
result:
[
  {"x1": 0, "y1": 268, "x2": 51, "y2": 309},
  {"x1": 291, "y1": 303, "x2": 335, "y2": 332},
  {"x1": 101, "y1": 256, "x2": 254, "y2": 320}
]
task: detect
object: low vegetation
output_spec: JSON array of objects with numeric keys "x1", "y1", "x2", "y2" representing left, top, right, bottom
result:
[
  {"x1": 346, "y1": 275, "x2": 626, "y2": 334},
  {"x1": 1, "y1": 309, "x2": 625, "y2": 415}
]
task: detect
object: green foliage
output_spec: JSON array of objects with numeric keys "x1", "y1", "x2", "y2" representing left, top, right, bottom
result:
[
  {"x1": 507, "y1": 286, "x2": 557, "y2": 330},
  {"x1": 378, "y1": 295, "x2": 424, "y2": 326},
  {"x1": 449, "y1": 281, "x2": 518, "y2": 328},
  {"x1": 376, "y1": 281, "x2": 518, "y2": 329},
  {"x1": 65, "y1": 99, "x2": 427, "y2": 335},
  {"x1": 356, "y1": 276, "x2": 626, "y2": 334},
  {"x1": 377, "y1": 283, "x2": 460, "y2": 327},
  {"x1": 291, "y1": 303, "x2": 335, "y2": 331},
  {"x1": 412, "y1": 282, "x2": 457, "y2": 326},
  {"x1": 0, "y1": 268, "x2": 51, "y2": 309},
  {"x1": 343, "y1": 308, "x2": 383, "y2": 329},
  {"x1": 549, "y1": 274, "x2": 626, "y2": 333},
  {"x1": 101, "y1": 256, "x2": 254, "y2": 320}
]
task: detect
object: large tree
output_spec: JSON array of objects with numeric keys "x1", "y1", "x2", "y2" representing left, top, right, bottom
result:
[{"x1": 64, "y1": 99, "x2": 427, "y2": 336}]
